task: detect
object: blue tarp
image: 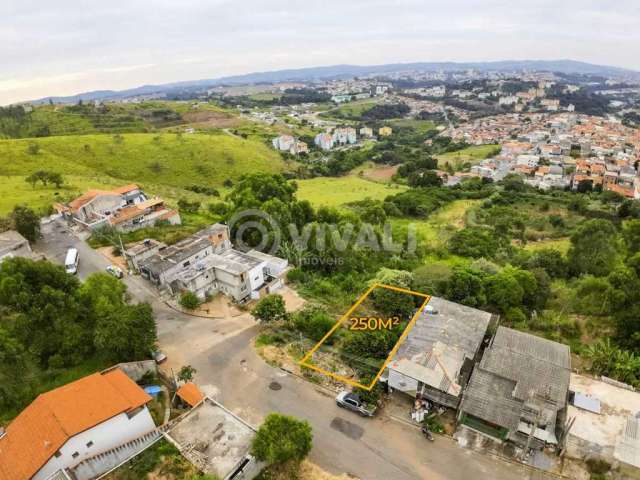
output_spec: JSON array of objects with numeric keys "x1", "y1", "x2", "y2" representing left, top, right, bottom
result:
[{"x1": 144, "y1": 385, "x2": 162, "y2": 396}]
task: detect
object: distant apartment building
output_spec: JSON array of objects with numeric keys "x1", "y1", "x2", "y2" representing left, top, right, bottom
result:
[
  {"x1": 314, "y1": 133, "x2": 334, "y2": 151},
  {"x1": 272, "y1": 135, "x2": 308, "y2": 155},
  {"x1": 424, "y1": 85, "x2": 446, "y2": 97},
  {"x1": 331, "y1": 94, "x2": 352, "y2": 103},
  {"x1": 332, "y1": 127, "x2": 357, "y2": 145},
  {"x1": 59, "y1": 184, "x2": 180, "y2": 232},
  {"x1": 498, "y1": 96, "x2": 519, "y2": 106},
  {"x1": 541, "y1": 99, "x2": 561, "y2": 111},
  {"x1": 359, "y1": 126, "x2": 374, "y2": 138},
  {"x1": 378, "y1": 126, "x2": 393, "y2": 137}
]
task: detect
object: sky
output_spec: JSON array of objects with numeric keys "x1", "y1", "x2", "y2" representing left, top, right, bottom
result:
[{"x1": 1, "y1": 0, "x2": 639, "y2": 105}]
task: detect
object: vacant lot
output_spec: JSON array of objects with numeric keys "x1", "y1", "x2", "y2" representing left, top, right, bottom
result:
[
  {"x1": 182, "y1": 110, "x2": 242, "y2": 128},
  {"x1": 296, "y1": 176, "x2": 407, "y2": 208},
  {"x1": 437, "y1": 144, "x2": 501, "y2": 170}
]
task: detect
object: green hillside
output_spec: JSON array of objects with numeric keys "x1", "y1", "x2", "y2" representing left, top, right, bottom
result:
[{"x1": 0, "y1": 132, "x2": 288, "y2": 214}]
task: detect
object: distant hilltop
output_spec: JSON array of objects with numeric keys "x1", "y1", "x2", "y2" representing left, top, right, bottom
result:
[{"x1": 29, "y1": 59, "x2": 640, "y2": 105}]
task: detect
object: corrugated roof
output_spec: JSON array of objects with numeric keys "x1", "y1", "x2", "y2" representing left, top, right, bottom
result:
[
  {"x1": 0, "y1": 369, "x2": 151, "y2": 480},
  {"x1": 461, "y1": 327, "x2": 571, "y2": 433}
]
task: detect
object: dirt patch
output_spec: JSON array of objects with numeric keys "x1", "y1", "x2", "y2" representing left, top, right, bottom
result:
[
  {"x1": 97, "y1": 246, "x2": 128, "y2": 270},
  {"x1": 269, "y1": 460, "x2": 359, "y2": 480},
  {"x1": 182, "y1": 110, "x2": 241, "y2": 128},
  {"x1": 360, "y1": 164, "x2": 398, "y2": 182}
]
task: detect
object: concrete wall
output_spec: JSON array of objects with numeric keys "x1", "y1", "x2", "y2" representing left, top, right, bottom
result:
[
  {"x1": 34, "y1": 408, "x2": 156, "y2": 480},
  {"x1": 105, "y1": 361, "x2": 157, "y2": 382},
  {"x1": 70, "y1": 428, "x2": 162, "y2": 480}
]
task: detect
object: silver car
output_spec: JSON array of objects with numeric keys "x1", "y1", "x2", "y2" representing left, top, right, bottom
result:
[{"x1": 335, "y1": 391, "x2": 375, "y2": 417}]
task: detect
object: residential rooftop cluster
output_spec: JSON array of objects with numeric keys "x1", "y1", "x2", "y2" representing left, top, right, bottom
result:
[
  {"x1": 448, "y1": 113, "x2": 640, "y2": 197},
  {"x1": 386, "y1": 297, "x2": 640, "y2": 473}
]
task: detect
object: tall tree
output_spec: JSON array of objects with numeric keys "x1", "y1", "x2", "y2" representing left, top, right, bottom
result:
[{"x1": 568, "y1": 219, "x2": 620, "y2": 277}]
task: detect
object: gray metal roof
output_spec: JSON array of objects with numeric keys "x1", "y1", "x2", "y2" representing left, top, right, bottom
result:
[
  {"x1": 395, "y1": 297, "x2": 491, "y2": 361},
  {"x1": 462, "y1": 327, "x2": 571, "y2": 432},
  {"x1": 389, "y1": 297, "x2": 491, "y2": 395}
]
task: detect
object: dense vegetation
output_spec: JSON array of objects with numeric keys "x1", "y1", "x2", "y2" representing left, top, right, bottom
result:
[
  {"x1": 0, "y1": 258, "x2": 157, "y2": 418},
  {"x1": 234, "y1": 171, "x2": 640, "y2": 388}
]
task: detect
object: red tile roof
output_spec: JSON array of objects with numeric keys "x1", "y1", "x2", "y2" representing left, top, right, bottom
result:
[
  {"x1": 0, "y1": 369, "x2": 151, "y2": 480},
  {"x1": 176, "y1": 383, "x2": 204, "y2": 408}
]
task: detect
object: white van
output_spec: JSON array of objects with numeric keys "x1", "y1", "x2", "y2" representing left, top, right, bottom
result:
[{"x1": 65, "y1": 248, "x2": 79, "y2": 274}]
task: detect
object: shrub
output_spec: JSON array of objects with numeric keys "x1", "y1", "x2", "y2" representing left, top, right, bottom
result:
[
  {"x1": 180, "y1": 291, "x2": 200, "y2": 310},
  {"x1": 252, "y1": 414, "x2": 312, "y2": 465}
]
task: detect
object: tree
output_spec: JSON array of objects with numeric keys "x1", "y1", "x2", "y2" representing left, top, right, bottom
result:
[
  {"x1": 177, "y1": 198, "x2": 201, "y2": 214},
  {"x1": 448, "y1": 227, "x2": 500, "y2": 259},
  {"x1": 27, "y1": 142, "x2": 40, "y2": 155},
  {"x1": 623, "y1": 220, "x2": 640, "y2": 256},
  {"x1": 252, "y1": 294, "x2": 287, "y2": 323},
  {"x1": 407, "y1": 170, "x2": 443, "y2": 188},
  {"x1": 11, "y1": 205, "x2": 40, "y2": 242},
  {"x1": 568, "y1": 219, "x2": 620, "y2": 277},
  {"x1": 369, "y1": 269, "x2": 416, "y2": 319},
  {"x1": 445, "y1": 267, "x2": 486, "y2": 307},
  {"x1": 528, "y1": 248, "x2": 568, "y2": 278},
  {"x1": 47, "y1": 172, "x2": 64, "y2": 188},
  {"x1": 251, "y1": 413, "x2": 313, "y2": 465},
  {"x1": 177, "y1": 365, "x2": 196, "y2": 382},
  {"x1": 484, "y1": 269, "x2": 524, "y2": 313},
  {"x1": 180, "y1": 291, "x2": 200, "y2": 310},
  {"x1": 292, "y1": 306, "x2": 335, "y2": 342}
]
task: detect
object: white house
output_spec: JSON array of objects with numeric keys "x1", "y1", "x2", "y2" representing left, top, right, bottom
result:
[
  {"x1": 314, "y1": 133, "x2": 334, "y2": 151},
  {"x1": 516, "y1": 154, "x2": 540, "y2": 168},
  {"x1": 0, "y1": 369, "x2": 155, "y2": 480},
  {"x1": 499, "y1": 96, "x2": 519, "y2": 106},
  {"x1": 332, "y1": 127, "x2": 357, "y2": 145}
]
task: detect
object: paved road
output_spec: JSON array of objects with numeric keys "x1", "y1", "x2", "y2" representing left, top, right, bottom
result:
[{"x1": 36, "y1": 220, "x2": 545, "y2": 480}]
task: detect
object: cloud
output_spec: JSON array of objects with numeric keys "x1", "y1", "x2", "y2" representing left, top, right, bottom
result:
[{"x1": 0, "y1": 0, "x2": 638, "y2": 104}]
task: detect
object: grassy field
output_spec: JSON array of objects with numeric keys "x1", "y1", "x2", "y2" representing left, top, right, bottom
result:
[
  {"x1": 437, "y1": 144, "x2": 501, "y2": 170},
  {"x1": 0, "y1": 132, "x2": 288, "y2": 214},
  {"x1": 320, "y1": 98, "x2": 380, "y2": 120},
  {"x1": 389, "y1": 119, "x2": 438, "y2": 134},
  {"x1": 248, "y1": 92, "x2": 282, "y2": 101},
  {"x1": 296, "y1": 176, "x2": 407, "y2": 208},
  {"x1": 523, "y1": 237, "x2": 571, "y2": 254},
  {"x1": 391, "y1": 199, "x2": 481, "y2": 249}
]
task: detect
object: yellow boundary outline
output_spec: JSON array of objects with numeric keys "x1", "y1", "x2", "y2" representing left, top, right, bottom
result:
[{"x1": 298, "y1": 283, "x2": 431, "y2": 391}]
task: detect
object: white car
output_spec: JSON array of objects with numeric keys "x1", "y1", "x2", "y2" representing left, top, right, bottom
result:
[{"x1": 106, "y1": 265, "x2": 124, "y2": 278}]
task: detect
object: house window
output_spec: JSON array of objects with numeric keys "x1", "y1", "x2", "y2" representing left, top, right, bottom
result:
[
  {"x1": 127, "y1": 406, "x2": 144, "y2": 419},
  {"x1": 72, "y1": 452, "x2": 79, "y2": 459},
  {"x1": 86, "y1": 441, "x2": 94, "y2": 448}
]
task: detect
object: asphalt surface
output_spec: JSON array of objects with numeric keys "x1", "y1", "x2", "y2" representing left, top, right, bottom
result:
[{"x1": 35, "y1": 219, "x2": 548, "y2": 480}]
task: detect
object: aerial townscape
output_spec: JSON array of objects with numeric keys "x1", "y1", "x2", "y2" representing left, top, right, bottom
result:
[{"x1": 1, "y1": 3, "x2": 640, "y2": 480}]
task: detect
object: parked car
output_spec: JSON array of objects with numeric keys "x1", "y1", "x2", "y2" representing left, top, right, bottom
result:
[
  {"x1": 152, "y1": 350, "x2": 167, "y2": 364},
  {"x1": 106, "y1": 265, "x2": 124, "y2": 278},
  {"x1": 335, "y1": 391, "x2": 375, "y2": 417},
  {"x1": 65, "y1": 248, "x2": 79, "y2": 274}
]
